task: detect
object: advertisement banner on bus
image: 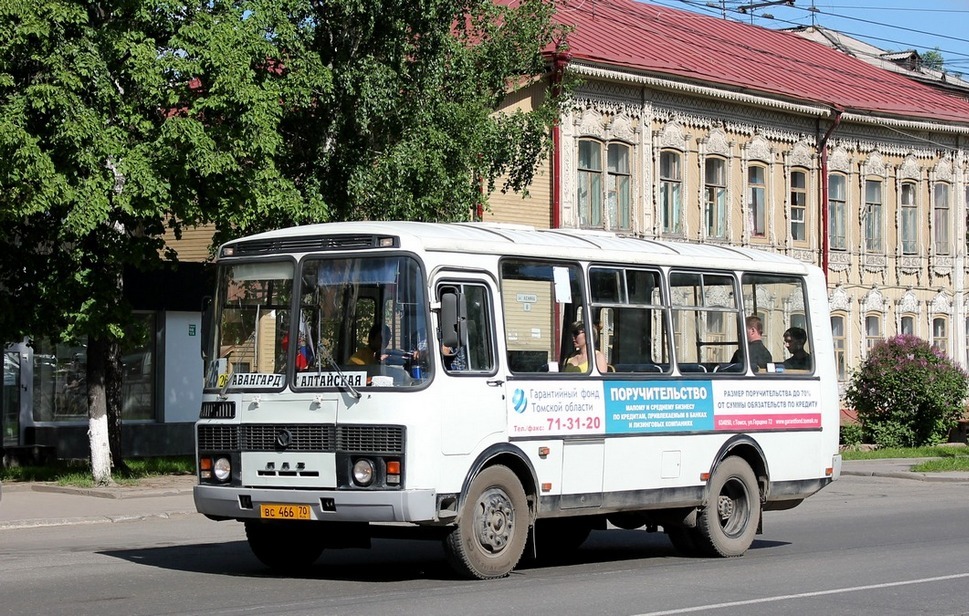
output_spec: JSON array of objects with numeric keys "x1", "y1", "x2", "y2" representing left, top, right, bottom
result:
[{"x1": 507, "y1": 379, "x2": 822, "y2": 437}]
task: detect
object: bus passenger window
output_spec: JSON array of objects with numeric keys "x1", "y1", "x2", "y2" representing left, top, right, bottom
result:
[
  {"x1": 669, "y1": 271, "x2": 739, "y2": 373},
  {"x1": 590, "y1": 267, "x2": 670, "y2": 374},
  {"x1": 500, "y1": 259, "x2": 583, "y2": 374},
  {"x1": 740, "y1": 274, "x2": 813, "y2": 375}
]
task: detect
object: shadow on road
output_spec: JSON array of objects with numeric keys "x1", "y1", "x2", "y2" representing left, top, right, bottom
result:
[{"x1": 100, "y1": 528, "x2": 786, "y2": 582}]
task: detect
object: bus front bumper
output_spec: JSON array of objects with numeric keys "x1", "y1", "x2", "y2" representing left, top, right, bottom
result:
[{"x1": 193, "y1": 484, "x2": 439, "y2": 523}]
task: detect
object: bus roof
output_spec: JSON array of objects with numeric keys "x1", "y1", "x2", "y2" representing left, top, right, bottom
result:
[{"x1": 224, "y1": 221, "x2": 815, "y2": 274}]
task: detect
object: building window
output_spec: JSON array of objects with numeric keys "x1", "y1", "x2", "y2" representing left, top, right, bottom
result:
[
  {"x1": 578, "y1": 140, "x2": 633, "y2": 231},
  {"x1": 607, "y1": 143, "x2": 631, "y2": 230},
  {"x1": 704, "y1": 158, "x2": 726, "y2": 238},
  {"x1": 831, "y1": 314, "x2": 846, "y2": 381},
  {"x1": 748, "y1": 164, "x2": 767, "y2": 237},
  {"x1": 932, "y1": 317, "x2": 947, "y2": 353},
  {"x1": 866, "y1": 314, "x2": 882, "y2": 351},
  {"x1": 828, "y1": 173, "x2": 847, "y2": 250},
  {"x1": 660, "y1": 151, "x2": 682, "y2": 235},
  {"x1": 900, "y1": 182, "x2": 918, "y2": 255},
  {"x1": 790, "y1": 169, "x2": 807, "y2": 241},
  {"x1": 934, "y1": 182, "x2": 950, "y2": 255},
  {"x1": 900, "y1": 315, "x2": 914, "y2": 336},
  {"x1": 577, "y1": 140, "x2": 603, "y2": 228},
  {"x1": 864, "y1": 180, "x2": 883, "y2": 252}
]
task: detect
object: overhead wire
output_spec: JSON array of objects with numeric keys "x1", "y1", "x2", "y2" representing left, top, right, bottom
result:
[{"x1": 650, "y1": 0, "x2": 969, "y2": 68}]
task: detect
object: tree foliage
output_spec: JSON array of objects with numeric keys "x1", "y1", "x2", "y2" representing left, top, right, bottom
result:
[
  {"x1": 921, "y1": 48, "x2": 944, "y2": 71},
  {"x1": 0, "y1": 0, "x2": 564, "y2": 480},
  {"x1": 844, "y1": 335, "x2": 969, "y2": 448}
]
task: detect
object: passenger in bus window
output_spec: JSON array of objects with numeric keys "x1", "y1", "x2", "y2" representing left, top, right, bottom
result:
[
  {"x1": 782, "y1": 327, "x2": 812, "y2": 370},
  {"x1": 564, "y1": 321, "x2": 608, "y2": 373},
  {"x1": 731, "y1": 315, "x2": 773, "y2": 371},
  {"x1": 350, "y1": 324, "x2": 390, "y2": 365}
]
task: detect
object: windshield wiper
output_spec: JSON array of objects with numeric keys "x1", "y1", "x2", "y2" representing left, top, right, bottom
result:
[{"x1": 315, "y1": 344, "x2": 361, "y2": 400}]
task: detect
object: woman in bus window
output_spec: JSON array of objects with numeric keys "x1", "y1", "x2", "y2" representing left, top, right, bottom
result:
[{"x1": 564, "y1": 321, "x2": 608, "y2": 373}]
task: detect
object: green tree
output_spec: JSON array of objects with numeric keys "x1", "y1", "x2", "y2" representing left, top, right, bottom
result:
[
  {"x1": 844, "y1": 335, "x2": 969, "y2": 448},
  {"x1": 0, "y1": 0, "x2": 564, "y2": 482},
  {"x1": 922, "y1": 48, "x2": 944, "y2": 71}
]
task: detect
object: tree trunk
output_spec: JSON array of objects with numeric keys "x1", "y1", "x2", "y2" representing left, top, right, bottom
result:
[
  {"x1": 105, "y1": 337, "x2": 129, "y2": 473},
  {"x1": 87, "y1": 335, "x2": 113, "y2": 486}
]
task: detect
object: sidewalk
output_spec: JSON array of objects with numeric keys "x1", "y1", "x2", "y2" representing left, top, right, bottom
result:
[
  {"x1": 0, "y1": 475, "x2": 198, "y2": 531},
  {"x1": 2, "y1": 460, "x2": 968, "y2": 531}
]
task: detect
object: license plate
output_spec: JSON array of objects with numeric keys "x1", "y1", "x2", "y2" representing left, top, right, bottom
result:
[{"x1": 259, "y1": 503, "x2": 312, "y2": 520}]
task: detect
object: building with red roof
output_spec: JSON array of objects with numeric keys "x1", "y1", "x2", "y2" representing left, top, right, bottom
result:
[{"x1": 486, "y1": 0, "x2": 969, "y2": 385}]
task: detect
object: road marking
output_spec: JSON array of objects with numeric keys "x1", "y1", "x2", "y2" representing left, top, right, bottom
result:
[{"x1": 635, "y1": 572, "x2": 969, "y2": 615}]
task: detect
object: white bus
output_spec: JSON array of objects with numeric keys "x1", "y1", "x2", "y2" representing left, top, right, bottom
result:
[{"x1": 195, "y1": 221, "x2": 842, "y2": 579}]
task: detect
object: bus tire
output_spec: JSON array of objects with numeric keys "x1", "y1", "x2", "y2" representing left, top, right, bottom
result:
[
  {"x1": 695, "y1": 457, "x2": 760, "y2": 557},
  {"x1": 444, "y1": 465, "x2": 529, "y2": 580},
  {"x1": 245, "y1": 520, "x2": 325, "y2": 571}
]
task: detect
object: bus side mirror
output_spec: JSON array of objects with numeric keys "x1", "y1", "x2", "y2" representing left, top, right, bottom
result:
[{"x1": 440, "y1": 289, "x2": 465, "y2": 349}]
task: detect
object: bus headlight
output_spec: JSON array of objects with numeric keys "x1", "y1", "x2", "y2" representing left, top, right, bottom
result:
[
  {"x1": 352, "y1": 459, "x2": 375, "y2": 486},
  {"x1": 213, "y1": 457, "x2": 231, "y2": 482}
]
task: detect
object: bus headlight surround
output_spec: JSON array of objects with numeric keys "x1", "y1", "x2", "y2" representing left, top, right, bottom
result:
[
  {"x1": 213, "y1": 457, "x2": 231, "y2": 482},
  {"x1": 352, "y1": 459, "x2": 375, "y2": 486}
]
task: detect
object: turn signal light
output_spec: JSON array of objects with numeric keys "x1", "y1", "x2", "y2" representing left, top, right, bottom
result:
[{"x1": 199, "y1": 457, "x2": 213, "y2": 479}]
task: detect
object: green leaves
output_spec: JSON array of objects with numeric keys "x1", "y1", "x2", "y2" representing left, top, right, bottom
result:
[
  {"x1": 845, "y1": 335, "x2": 969, "y2": 448},
  {"x1": 0, "y1": 0, "x2": 564, "y2": 344}
]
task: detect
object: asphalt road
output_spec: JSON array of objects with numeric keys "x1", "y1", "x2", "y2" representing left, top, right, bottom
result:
[{"x1": 1, "y1": 474, "x2": 968, "y2": 616}]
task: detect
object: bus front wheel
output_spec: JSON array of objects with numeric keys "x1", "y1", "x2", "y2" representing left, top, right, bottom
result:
[
  {"x1": 695, "y1": 457, "x2": 760, "y2": 557},
  {"x1": 444, "y1": 465, "x2": 529, "y2": 580}
]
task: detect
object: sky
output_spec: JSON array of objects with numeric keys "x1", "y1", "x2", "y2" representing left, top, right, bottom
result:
[{"x1": 648, "y1": 0, "x2": 969, "y2": 75}]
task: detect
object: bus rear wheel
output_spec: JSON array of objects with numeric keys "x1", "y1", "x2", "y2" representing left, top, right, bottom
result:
[
  {"x1": 695, "y1": 457, "x2": 760, "y2": 557},
  {"x1": 244, "y1": 520, "x2": 325, "y2": 572},
  {"x1": 444, "y1": 465, "x2": 529, "y2": 580}
]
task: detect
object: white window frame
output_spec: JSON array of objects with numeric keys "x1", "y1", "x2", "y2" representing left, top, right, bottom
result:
[
  {"x1": 790, "y1": 169, "x2": 807, "y2": 242},
  {"x1": 660, "y1": 150, "x2": 683, "y2": 235},
  {"x1": 748, "y1": 164, "x2": 767, "y2": 237},
  {"x1": 704, "y1": 157, "x2": 726, "y2": 239},
  {"x1": 934, "y1": 182, "x2": 950, "y2": 255},
  {"x1": 864, "y1": 179, "x2": 883, "y2": 252},
  {"x1": 607, "y1": 143, "x2": 632, "y2": 231},
  {"x1": 932, "y1": 317, "x2": 948, "y2": 354},
  {"x1": 828, "y1": 173, "x2": 847, "y2": 251},
  {"x1": 577, "y1": 139, "x2": 603, "y2": 228},
  {"x1": 831, "y1": 314, "x2": 846, "y2": 381},
  {"x1": 900, "y1": 182, "x2": 918, "y2": 255}
]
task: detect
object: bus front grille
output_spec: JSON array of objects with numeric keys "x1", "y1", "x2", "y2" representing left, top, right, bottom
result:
[{"x1": 197, "y1": 424, "x2": 404, "y2": 454}]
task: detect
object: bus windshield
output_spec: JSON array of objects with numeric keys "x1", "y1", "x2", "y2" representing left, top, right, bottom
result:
[{"x1": 204, "y1": 255, "x2": 430, "y2": 390}]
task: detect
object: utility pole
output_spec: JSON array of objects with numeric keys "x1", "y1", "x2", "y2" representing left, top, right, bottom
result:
[{"x1": 705, "y1": 0, "x2": 727, "y2": 19}]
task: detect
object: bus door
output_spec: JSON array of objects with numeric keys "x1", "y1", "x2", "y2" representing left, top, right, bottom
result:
[{"x1": 435, "y1": 275, "x2": 503, "y2": 456}]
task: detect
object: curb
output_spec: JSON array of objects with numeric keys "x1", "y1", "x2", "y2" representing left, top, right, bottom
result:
[
  {"x1": 841, "y1": 469, "x2": 969, "y2": 483},
  {"x1": 30, "y1": 483, "x2": 195, "y2": 499},
  {"x1": 0, "y1": 510, "x2": 198, "y2": 531}
]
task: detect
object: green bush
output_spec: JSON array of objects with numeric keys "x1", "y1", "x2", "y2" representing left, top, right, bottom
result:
[
  {"x1": 839, "y1": 422, "x2": 864, "y2": 446},
  {"x1": 845, "y1": 335, "x2": 969, "y2": 448}
]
